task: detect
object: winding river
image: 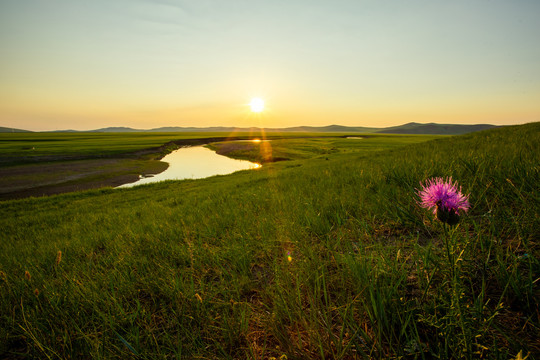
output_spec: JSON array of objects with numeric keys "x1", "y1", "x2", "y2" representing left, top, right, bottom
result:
[{"x1": 119, "y1": 145, "x2": 261, "y2": 187}]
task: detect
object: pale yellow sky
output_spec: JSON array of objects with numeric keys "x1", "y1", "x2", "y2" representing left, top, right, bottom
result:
[{"x1": 1, "y1": 1, "x2": 539, "y2": 131}]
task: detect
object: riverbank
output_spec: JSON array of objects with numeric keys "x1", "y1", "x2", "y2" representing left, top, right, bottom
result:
[
  {"x1": 0, "y1": 133, "x2": 438, "y2": 200},
  {"x1": 0, "y1": 136, "x2": 263, "y2": 200},
  {"x1": 0, "y1": 158, "x2": 168, "y2": 200}
]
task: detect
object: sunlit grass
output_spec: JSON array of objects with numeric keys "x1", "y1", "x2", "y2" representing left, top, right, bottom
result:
[
  {"x1": 0, "y1": 131, "x2": 369, "y2": 161},
  {"x1": 0, "y1": 123, "x2": 538, "y2": 359}
]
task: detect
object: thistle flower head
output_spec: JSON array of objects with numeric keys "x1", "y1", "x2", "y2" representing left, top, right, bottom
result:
[{"x1": 417, "y1": 177, "x2": 469, "y2": 225}]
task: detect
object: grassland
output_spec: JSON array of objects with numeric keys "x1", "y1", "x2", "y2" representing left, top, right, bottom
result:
[
  {"x1": 0, "y1": 131, "x2": 353, "y2": 162},
  {"x1": 0, "y1": 131, "x2": 351, "y2": 200},
  {"x1": 0, "y1": 124, "x2": 538, "y2": 359}
]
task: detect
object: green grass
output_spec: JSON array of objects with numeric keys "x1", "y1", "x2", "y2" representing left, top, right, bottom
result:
[
  {"x1": 207, "y1": 135, "x2": 442, "y2": 163},
  {"x1": 0, "y1": 131, "x2": 355, "y2": 163},
  {"x1": 0, "y1": 132, "x2": 240, "y2": 157},
  {"x1": 0, "y1": 132, "x2": 440, "y2": 199},
  {"x1": 0, "y1": 124, "x2": 538, "y2": 359}
]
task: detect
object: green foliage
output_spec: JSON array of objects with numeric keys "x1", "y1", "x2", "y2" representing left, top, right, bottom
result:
[
  {"x1": 0, "y1": 124, "x2": 538, "y2": 359},
  {"x1": 0, "y1": 131, "x2": 360, "y2": 161}
]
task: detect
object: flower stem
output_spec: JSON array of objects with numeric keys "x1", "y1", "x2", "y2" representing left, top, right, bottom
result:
[
  {"x1": 443, "y1": 223, "x2": 471, "y2": 357},
  {"x1": 443, "y1": 224, "x2": 454, "y2": 279}
]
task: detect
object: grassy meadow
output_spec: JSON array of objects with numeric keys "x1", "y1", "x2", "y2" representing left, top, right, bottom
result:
[
  {"x1": 0, "y1": 124, "x2": 539, "y2": 359},
  {"x1": 0, "y1": 131, "x2": 348, "y2": 200},
  {"x1": 0, "y1": 131, "x2": 349, "y2": 164}
]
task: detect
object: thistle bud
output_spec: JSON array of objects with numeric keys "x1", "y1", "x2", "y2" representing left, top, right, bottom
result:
[{"x1": 436, "y1": 202, "x2": 460, "y2": 226}]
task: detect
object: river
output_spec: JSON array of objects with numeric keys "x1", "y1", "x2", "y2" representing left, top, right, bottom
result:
[{"x1": 119, "y1": 145, "x2": 261, "y2": 187}]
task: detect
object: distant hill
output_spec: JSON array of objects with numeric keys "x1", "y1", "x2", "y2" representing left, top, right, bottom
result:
[
  {"x1": 274, "y1": 125, "x2": 380, "y2": 133},
  {"x1": 0, "y1": 126, "x2": 32, "y2": 133},
  {"x1": 89, "y1": 125, "x2": 380, "y2": 133},
  {"x1": 90, "y1": 127, "x2": 144, "y2": 132},
  {"x1": 91, "y1": 123, "x2": 497, "y2": 135},
  {"x1": 5, "y1": 123, "x2": 501, "y2": 135},
  {"x1": 377, "y1": 122, "x2": 497, "y2": 135}
]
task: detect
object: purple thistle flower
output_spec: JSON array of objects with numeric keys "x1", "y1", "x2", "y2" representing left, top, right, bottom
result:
[{"x1": 417, "y1": 177, "x2": 470, "y2": 225}]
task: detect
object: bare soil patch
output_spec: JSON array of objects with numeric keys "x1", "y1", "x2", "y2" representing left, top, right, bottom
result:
[{"x1": 0, "y1": 158, "x2": 167, "y2": 200}]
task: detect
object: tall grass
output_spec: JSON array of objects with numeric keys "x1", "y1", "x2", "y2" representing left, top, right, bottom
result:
[{"x1": 0, "y1": 124, "x2": 538, "y2": 359}]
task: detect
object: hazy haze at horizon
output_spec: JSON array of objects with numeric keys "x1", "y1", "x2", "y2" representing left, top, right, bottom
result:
[{"x1": 1, "y1": 0, "x2": 539, "y2": 131}]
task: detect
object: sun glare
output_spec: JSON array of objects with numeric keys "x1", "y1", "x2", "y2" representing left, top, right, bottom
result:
[{"x1": 249, "y1": 97, "x2": 265, "y2": 113}]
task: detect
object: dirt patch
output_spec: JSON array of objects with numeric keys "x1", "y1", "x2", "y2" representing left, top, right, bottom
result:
[{"x1": 0, "y1": 158, "x2": 168, "y2": 201}]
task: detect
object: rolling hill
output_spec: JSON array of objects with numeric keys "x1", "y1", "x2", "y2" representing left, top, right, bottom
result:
[
  {"x1": 88, "y1": 123, "x2": 498, "y2": 135},
  {"x1": 1, "y1": 122, "x2": 503, "y2": 135},
  {"x1": 377, "y1": 122, "x2": 497, "y2": 135},
  {"x1": 0, "y1": 126, "x2": 32, "y2": 133}
]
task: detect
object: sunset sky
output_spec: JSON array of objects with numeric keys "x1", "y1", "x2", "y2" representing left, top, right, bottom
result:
[{"x1": 1, "y1": 0, "x2": 539, "y2": 131}]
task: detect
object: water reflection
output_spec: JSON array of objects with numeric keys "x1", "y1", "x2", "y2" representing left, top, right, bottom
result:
[
  {"x1": 119, "y1": 146, "x2": 261, "y2": 188},
  {"x1": 230, "y1": 139, "x2": 269, "y2": 143}
]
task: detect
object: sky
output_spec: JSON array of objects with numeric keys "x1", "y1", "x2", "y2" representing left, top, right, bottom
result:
[{"x1": 1, "y1": 0, "x2": 539, "y2": 131}]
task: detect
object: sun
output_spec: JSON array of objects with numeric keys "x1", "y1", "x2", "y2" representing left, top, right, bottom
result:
[{"x1": 249, "y1": 97, "x2": 265, "y2": 113}]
